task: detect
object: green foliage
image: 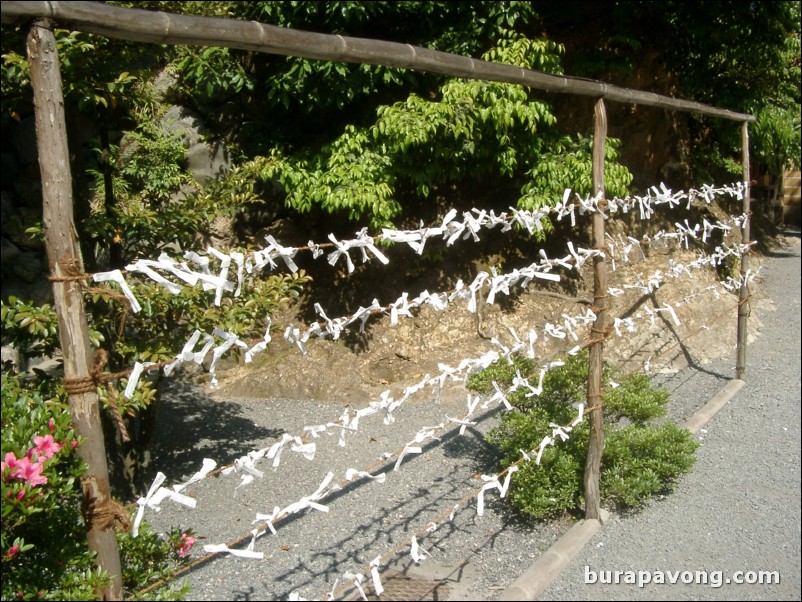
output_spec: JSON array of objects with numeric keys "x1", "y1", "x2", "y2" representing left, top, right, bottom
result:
[
  {"x1": 602, "y1": 422, "x2": 698, "y2": 508},
  {"x1": 105, "y1": 270, "x2": 310, "y2": 366},
  {"x1": 253, "y1": 31, "x2": 631, "y2": 231},
  {"x1": 230, "y1": 1, "x2": 539, "y2": 117},
  {"x1": 604, "y1": 373, "x2": 669, "y2": 425},
  {"x1": 372, "y1": 31, "x2": 563, "y2": 186},
  {"x1": 117, "y1": 523, "x2": 192, "y2": 600},
  {"x1": 753, "y1": 104, "x2": 801, "y2": 173},
  {"x1": 83, "y1": 119, "x2": 204, "y2": 260},
  {"x1": 505, "y1": 443, "x2": 584, "y2": 519},
  {"x1": 1, "y1": 296, "x2": 105, "y2": 372},
  {"x1": 2, "y1": 27, "x2": 159, "y2": 123},
  {"x1": 1, "y1": 45, "x2": 30, "y2": 122},
  {"x1": 54, "y1": 31, "x2": 140, "y2": 113},
  {"x1": 115, "y1": 122, "x2": 195, "y2": 204},
  {"x1": 173, "y1": 46, "x2": 254, "y2": 101},
  {"x1": 520, "y1": 135, "x2": 633, "y2": 210},
  {"x1": 538, "y1": 1, "x2": 801, "y2": 180},
  {"x1": 1, "y1": 369, "x2": 190, "y2": 600},
  {"x1": 466, "y1": 353, "x2": 534, "y2": 397},
  {"x1": 738, "y1": 1, "x2": 800, "y2": 172},
  {"x1": 1, "y1": 297, "x2": 62, "y2": 361},
  {"x1": 474, "y1": 351, "x2": 698, "y2": 519},
  {"x1": 716, "y1": 253, "x2": 741, "y2": 285},
  {"x1": 249, "y1": 136, "x2": 400, "y2": 226}
]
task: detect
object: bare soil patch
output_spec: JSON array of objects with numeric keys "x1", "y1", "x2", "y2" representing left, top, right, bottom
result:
[{"x1": 210, "y1": 231, "x2": 778, "y2": 406}]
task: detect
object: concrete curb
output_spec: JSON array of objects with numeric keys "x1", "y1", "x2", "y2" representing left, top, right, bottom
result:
[
  {"x1": 683, "y1": 378, "x2": 745, "y2": 434},
  {"x1": 494, "y1": 378, "x2": 746, "y2": 601},
  {"x1": 498, "y1": 510, "x2": 609, "y2": 601}
]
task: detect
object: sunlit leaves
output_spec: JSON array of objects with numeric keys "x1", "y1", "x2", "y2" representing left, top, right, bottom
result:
[
  {"x1": 252, "y1": 31, "x2": 624, "y2": 232},
  {"x1": 520, "y1": 136, "x2": 633, "y2": 212}
]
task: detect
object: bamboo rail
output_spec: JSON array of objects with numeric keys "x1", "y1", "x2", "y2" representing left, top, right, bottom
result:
[{"x1": 2, "y1": 1, "x2": 755, "y2": 123}]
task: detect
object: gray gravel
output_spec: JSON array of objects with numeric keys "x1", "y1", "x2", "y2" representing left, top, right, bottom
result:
[
  {"x1": 542, "y1": 228, "x2": 801, "y2": 601},
  {"x1": 144, "y1": 228, "x2": 801, "y2": 601}
]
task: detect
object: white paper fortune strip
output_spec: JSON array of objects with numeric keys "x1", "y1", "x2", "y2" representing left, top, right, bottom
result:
[{"x1": 133, "y1": 471, "x2": 197, "y2": 537}]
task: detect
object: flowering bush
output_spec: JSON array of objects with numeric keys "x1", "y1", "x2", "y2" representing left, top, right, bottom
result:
[{"x1": 1, "y1": 368, "x2": 192, "y2": 600}]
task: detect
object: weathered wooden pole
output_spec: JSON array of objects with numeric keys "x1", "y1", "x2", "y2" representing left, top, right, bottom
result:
[
  {"x1": 735, "y1": 122, "x2": 751, "y2": 379},
  {"x1": 27, "y1": 19, "x2": 124, "y2": 600},
  {"x1": 584, "y1": 97, "x2": 608, "y2": 521}
]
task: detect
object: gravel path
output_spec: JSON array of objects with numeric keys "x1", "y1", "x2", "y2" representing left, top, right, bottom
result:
[
  {"x1": 542, "y1": 228, "x2": 801, "y2": 601},
  {"x1": 143, "y1": 228, "x2": 800, "y2": 601}
]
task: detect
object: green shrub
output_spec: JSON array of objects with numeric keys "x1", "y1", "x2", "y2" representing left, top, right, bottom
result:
[
  {"x1": 472, "y1": 351, "x2": 699, "y2": 519},
  {"x1": 1, "y1": 368, "x2": 192, "y2": 600},
  {"x1": 602, "y1": 422, "x2": 699, "y2": 508},
  {"x1": 507, "y1": 444, "x2": 583, "y2": 519}
]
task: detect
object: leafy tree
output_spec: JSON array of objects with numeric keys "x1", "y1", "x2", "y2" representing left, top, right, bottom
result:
[
  {"x1": 534, "y1": 1, "x2": 801, "y2": 181},
  {"x1": 1, "y1": 4, "x2": 632, "y2": 474},
  {"x1": 95, "y1": 2, "x2": 543, "y2": 152},
  {"x1": 238, "y1": 31, "x2": 632, "y2": 231},
  {"x1": 232, "y1": 1, "x2": 540, "y2": 114},
  {"x1": 1, "y1": 0, "x2": 553, "y2": 265},
  {"x1": 655, "y1": 1, "x2": 801, "y2": 178}
]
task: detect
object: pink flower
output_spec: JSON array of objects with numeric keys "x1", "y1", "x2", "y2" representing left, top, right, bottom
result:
[
  {"x1": 1, "y1": 451, "x2": 20, "y2": 477},
  {"x1": 48, "y1": 418, "x2": 55, "y2": 431},
  {"x1": 16, "y1": 489, "x2": 25, "y2": 501},
  {"x1": 11, "y1": 457, "x2": 48, "y2": 487},
  {"x1": 32, "y1": 434, "x2": 63, "y2": 460},
  {"x1": 6, "y1": 545, "x2": 19, "y2": 559},
  {"x1": 177, "y1": 533, "x2": 196, "y2": 558}
]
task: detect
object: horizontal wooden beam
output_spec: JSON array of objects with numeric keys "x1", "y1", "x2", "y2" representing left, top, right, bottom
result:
[{"x1": 1, "y1": 0, "x2": 755, "y2": 123}]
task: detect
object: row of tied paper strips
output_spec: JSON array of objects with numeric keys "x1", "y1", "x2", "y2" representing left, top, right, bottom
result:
[
  {"x1": 134, "y1": 340, "x2": 591, "y2": 601},
  {"x1": 118, "y1": 222, "x2": 753, "y2": 395},
  {"x1": 132, "y1": 255, "x2": 748, "y2": 529},
  {"x1": 91, "y1": 181, "x2": 747, "y2": 315},
  {"x1": 102, "y1": 183, "x2": 749, "y2": 392},
  {"x1": 132, "y1": 264, "x2": 757, "y2": 600},
  {"x1": 103, "y1": 183, "x2": 749, "y2": 395}
]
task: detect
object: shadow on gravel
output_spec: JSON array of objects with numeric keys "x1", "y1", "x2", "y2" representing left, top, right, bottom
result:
[
  {"x1": 763, "y1": 248, "x2": 801, "y2": 259},
  {"x1": 196, "y1": 406, "x2": 516, "y2": 600},
  {"x1": 146, "y1": 379, "x2": 283, "y2": 484},
  {"x1": 441, "y1": 423, "x2": 505, "y2": 468},
  {"x1": 764, "y1": 226, "x2": 801, "y2": 258}
]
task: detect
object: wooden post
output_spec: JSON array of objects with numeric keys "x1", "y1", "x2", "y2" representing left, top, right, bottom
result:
[
  {"x1": 735, "y1": 122, "x2": 751, "y2": 379},
  {"x1": 27, "y1": 19, "x2": 124, "y2": 600},
  {"x1": 584, "y1": 97, "x2": 608, "y2": 521}
]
